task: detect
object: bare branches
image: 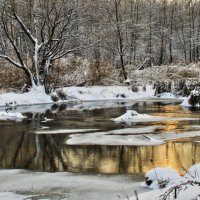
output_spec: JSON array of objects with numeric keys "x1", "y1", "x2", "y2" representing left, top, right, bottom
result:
[{"x1": 0, "y1": 55, "x2": 22, "y2": 69}]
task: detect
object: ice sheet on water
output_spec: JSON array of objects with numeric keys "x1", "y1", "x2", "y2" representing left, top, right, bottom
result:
[
  {"x1": 0, "y1": 192, "x2": 28, "y2": 200},
  {"x1": 35, "y1": 129, "x2": 99, "y2": 134},
  {"x1": 0, "y1": 169, "x2": 144, "y2": 200},
  {"x1": 66, "y1": 130, "x2": 165, "y2": 146},
  {"x1": 0, "y1": 111, "x2": 26, "y2": 122},
  {"x1": 147, "y1": 128, "x2": 200, "y2": 141}
]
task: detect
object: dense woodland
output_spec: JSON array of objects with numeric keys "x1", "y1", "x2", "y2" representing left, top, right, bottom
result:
[{"x1": 0, "y1": 0, "x2": 200, "y2": 89}]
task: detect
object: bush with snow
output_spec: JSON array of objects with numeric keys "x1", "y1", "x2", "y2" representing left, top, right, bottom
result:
[
  {"x1": 181, "y1": 89, "x2": 200, "y2": 107},
  {"x1": 185, "y1": 163, "x2": 200, "y2": 178},
  {"x1": 141, "y1": 168, "x2": 181, "y2": 189}
]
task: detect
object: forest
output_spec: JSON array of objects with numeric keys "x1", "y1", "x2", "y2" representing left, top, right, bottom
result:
[{"x1": 0, "y1": 0, "x2": 200, "y2": 91}]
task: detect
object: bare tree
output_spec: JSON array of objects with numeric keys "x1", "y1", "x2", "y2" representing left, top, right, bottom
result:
[{"x1": 0, "y1": 0, "x2": 87, "y2": 92}]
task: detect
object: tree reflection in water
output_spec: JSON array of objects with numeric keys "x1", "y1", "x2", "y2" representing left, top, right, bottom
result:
[
  {"x1": 1, "y1": 102, "x2": 200, "y2": 175},
  {"x1": 1, "y1": 128, "x2": 200, "y2": 175}
]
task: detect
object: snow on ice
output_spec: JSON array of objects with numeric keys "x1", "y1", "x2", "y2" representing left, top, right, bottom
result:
[
  {"x1": 113, "y1": 110, "x2": 198, "y2": 123},
  {"x1": 113, "y1": 110, "x2": 154, "y2": 122},
  {"x1": 0, "y1": 169, "x2": 143, "y2": 200},
  {"x1": 0, "y1": 111, "x2": 26, "y2": 121},
  {"x1": 66, "y1": 127, "x2": 165, "y2": 146}
]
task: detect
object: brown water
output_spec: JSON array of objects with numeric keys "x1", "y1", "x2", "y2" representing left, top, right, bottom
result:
[{"x1": 0, "y1": 101, "x2": 200, "y2": 175}]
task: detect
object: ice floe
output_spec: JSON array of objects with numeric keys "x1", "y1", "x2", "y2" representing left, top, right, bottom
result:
[
  {"x1": 66, "y1": 130, "x2": 165, "y2": 146},
  {"x1": 0, "y1": 169, "x2": 143, "y2": 200},
  {"x1": 35, "y1": 129, "x2": 99, "y2": 134},
  {"x1": 0, "y1": 111, "x2": 26, "y2": 122}
]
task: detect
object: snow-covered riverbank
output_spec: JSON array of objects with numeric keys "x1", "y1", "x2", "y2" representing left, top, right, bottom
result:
[{"x1": 0, "y1": 85, "x2": 156, "y2": 107}]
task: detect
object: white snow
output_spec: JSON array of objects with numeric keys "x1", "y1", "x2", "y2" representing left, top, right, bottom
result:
[
  {"x1": 136, "y1": 166, "x2": 200, "y2": 200},
  {"x1": 132, "y1": 179, "x2": 200, "y2": 200},
  {"x1": 157, "y1": 92, "x2": 175, "y2": 99},
  {"x1": 185, "y1": 163, "x2": 200, "y2": 178},
  {"x1": 0, "y1": 192, "x2": 28, "y2": 200},
  {"x1": 113, "y1": 110, "x2": 198, "y2": 123},
  {"x1": 0, "y1": 85, "x2": 156, "y2": 108},
  {"x1": 41, "y1": 117, "x2": 54, "y2": 123},
  {"x1": 61, "y1": 85, "x2": 155, "y2": 101},
  {"x1": 181, "y1": 89, "x2": 200, "y2": 107},
  {"x1": 0, "y1": 111, "x2": 26, "y2": 121},
  {"x1": 35, "y1": 129, "x2": 99, "y2": 134},
  {"x1": 0, "y1": 86, "x2": 52, "y2": 107},
  {"x1": 113, "y1": 110, "x2": 167, "y2": 122},
  {"x1": 66, "y1": 129, "x2": 165, "y2": 146},
  {"x1": 141, "y1": 168, "x2": 181, "y2": 189},
  {"x1": 0, "y1": 169, "x2": 144, "y2": 200},
  {"x1": 181, "y1": 95, "x2": 191, "y2": 107}
]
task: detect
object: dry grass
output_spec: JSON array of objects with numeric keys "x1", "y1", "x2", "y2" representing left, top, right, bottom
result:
[{"x1": 0, "y1": 61, "x2": 28, "y2": 93}]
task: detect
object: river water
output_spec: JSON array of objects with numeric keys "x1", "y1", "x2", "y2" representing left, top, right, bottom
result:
[{"x1": 1, "y1": 100, "x2": 200, "y2": 176}]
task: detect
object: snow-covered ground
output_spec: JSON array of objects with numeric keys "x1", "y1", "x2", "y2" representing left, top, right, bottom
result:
[
  {"x1": 0, "y1": 86, "x2": 52, "y2": 107},
  {"x1": 141, "y1": 168, "x2": 181, "y2": 189},
  {"x1": 136, "y1": 166, "x2": 200, "y2": 200},
  {"x1": 134, "y1": 179, "x2": 200, "y2": 200},
  {"x1": 0, "y1": 168, "x2": 200, "y2": 200},
  {"x1": 62, "y1": 85, "x2": 155, "y2": 101},
  {"x1": 0, "y1": 85, "x2": 156, "y2": 107}
]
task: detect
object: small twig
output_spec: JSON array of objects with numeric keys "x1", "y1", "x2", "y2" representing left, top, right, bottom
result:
[
  {"x1": 122, "y1": 186, "x2": 130, "y2": 200},
  {"x1": 134, "y1": 190, "x2": 139, "y2": 200},
  {"x1": 192, "y1": 159, "x2": 199, "y2": 178},
  {"x1": 151, "y1": 159, "x2": 162, "y2": 190}
]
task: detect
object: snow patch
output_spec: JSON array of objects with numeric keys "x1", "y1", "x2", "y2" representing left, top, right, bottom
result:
[
  {"x1": 0, "y1": 192, "x2": 28, "y2": 200},
  {"x1": 0, "y1": 86, "x2": 52, "y2": 107},
  {"x1": 185, "y1": 163, "x2": 200, "y2": 178},
  {"x1": 141, "y1": 168, "x2": 181, "y2": 189},
  {"x1": 157, "y1": 92, "x2": 175, "y2": 99},
  {"x1": 0, "y1": 111, "x2": 26, "y2": 122},
  {"x1": 62, "y1": 85, "x2": 155, "y2": 101},
  {"x1": 113, "y1": 110, "x2": 165, "y2": 122}
]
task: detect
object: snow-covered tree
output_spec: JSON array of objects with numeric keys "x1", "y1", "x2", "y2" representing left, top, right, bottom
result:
[{"x1": 0, "y1": 0, "x2": 87, "y2": 93}]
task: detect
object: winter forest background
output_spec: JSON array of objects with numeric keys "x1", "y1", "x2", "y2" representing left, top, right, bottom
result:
[{"x1": 0, "y1": 0, "x2": 200, "y2": 91}]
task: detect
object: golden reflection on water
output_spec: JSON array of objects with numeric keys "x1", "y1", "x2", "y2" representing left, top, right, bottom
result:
[
  {"x1": 1, "y1": 132, "x2": 200, "y2": 175},
  {"x1": 153, "y1": 105, "x2": 193, "y2": 118},
  {"x1": 1, "y1": 104, "x2": 200, "y2": 175},
  {"x1": 62, "y1": 141, "x2": 200, "y2": 175}
]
